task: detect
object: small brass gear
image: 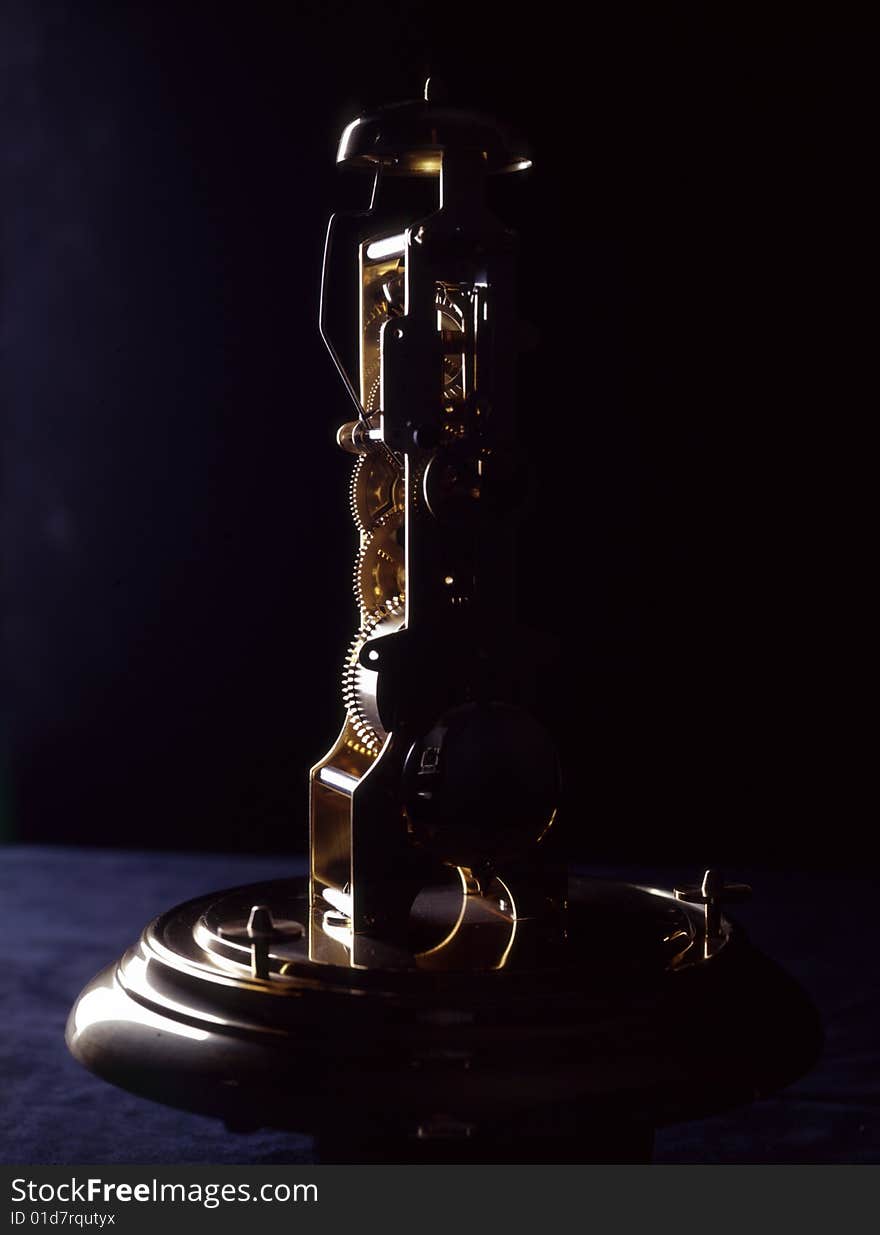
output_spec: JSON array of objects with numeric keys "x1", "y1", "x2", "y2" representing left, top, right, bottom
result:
[
  {"x1": 354, "y1": 512, "x2": 405, "y2": 612},
  {"x1": 341, "y1": 597, "x2": 405, "y2": 751},
  {"x1": 349, "y1": 452, "x2": 405, "y2": 535}
]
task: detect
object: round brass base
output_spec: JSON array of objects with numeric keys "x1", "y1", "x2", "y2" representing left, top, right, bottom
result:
[{"x1": 66, "y1": 876, "x2": 820, "y2": 1161}]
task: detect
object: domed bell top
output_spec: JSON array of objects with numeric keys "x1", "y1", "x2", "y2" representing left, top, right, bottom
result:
[{"x1": 337, "y1": 79, "x2": 532, "y2": 177}]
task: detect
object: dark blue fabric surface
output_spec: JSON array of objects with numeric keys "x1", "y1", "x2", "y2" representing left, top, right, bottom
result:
[{"x1": 1, "y1": 847, "x2": 877, "y2": 1164}]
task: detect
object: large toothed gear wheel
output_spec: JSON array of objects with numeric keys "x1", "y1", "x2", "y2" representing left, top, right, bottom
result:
[
  {"x1": 355, "y1": 513, "x2": 406, "y2": 612},
  {"x1": 341, "y1": 598, "x2": 405, "y2": 751},
  {"x1": 349, "y1": 452, "x2": 405, "y2": 535}
]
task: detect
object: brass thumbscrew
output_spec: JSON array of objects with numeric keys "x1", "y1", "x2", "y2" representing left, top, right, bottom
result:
[
  {"x1": 674, "y1": 869, "x2": 752, "y2": 952},
  {"x1": 246, "y1": 905, "x2": 277, "y2": 980}
]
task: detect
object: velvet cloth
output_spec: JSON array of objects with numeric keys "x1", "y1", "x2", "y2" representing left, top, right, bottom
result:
[{"x1": 1, "y1": 847, "x2": 876, "y2": 1164}]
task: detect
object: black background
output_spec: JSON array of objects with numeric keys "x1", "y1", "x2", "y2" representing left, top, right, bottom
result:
[{"x1": 2, "y1": 1, "x2": 859, "y2": 866}]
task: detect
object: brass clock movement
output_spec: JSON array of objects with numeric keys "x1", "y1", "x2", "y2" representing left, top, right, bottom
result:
[{"x1": 67, "y1": 82, "x2": 820, "y2": 1163}]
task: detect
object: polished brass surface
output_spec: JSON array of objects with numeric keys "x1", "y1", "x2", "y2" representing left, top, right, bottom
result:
[
  {"x1": 66, "y1": 874, "x2": 821, "y2": 1144},
  {"x1": 336, "y1": 100, "x2": 532, "y2": 175}
]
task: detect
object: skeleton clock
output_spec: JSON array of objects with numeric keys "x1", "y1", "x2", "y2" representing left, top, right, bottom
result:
[{"x1": 67, "y1": 82, "x2": 820, "y2": 1163}]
